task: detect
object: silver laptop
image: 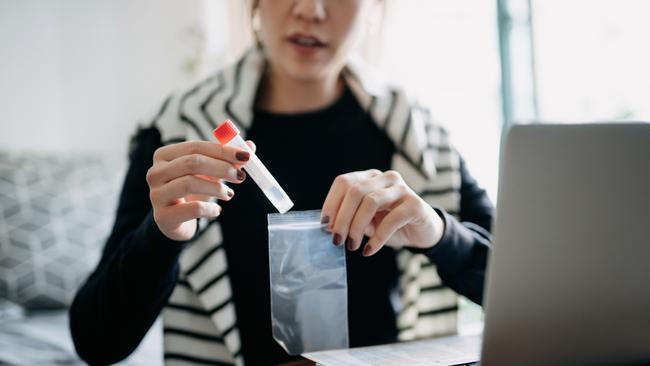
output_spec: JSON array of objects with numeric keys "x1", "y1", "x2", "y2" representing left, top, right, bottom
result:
[{"x1": 480, "y1": 123, "x2": 650, "y2": 365}]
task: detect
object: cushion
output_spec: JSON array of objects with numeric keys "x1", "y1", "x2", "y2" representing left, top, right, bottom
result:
[{"x1": 0, "y1": 152, "x2": 124, "y2": 309}]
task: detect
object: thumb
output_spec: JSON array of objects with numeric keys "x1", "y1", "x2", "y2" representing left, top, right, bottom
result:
[{"x1": 245, "y1": 140, "x2": 257, "y2": 154}]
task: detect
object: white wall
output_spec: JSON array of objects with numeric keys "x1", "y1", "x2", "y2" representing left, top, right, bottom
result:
[
  {"x1": 0, "y1": 1, "x2": 502, "y2": 200},
  {"x1": 0, "y1": 0, "x2": 224, "y2": 157}
]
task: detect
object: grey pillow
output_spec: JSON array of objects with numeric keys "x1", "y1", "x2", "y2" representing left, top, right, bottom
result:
[{"x1": 0, "y1": 152, "x2": 124, "y2": 310}]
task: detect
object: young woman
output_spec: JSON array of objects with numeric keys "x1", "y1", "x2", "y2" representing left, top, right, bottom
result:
[{"x1": 70, "y1": 1, "x2": 493, "y2": 365}]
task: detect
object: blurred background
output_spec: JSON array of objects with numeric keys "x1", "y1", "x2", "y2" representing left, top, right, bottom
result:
[
  {"x1": 0, "y1": 0, "x2": 649, "y2": 364},
  {"x1": 2, "y1": 0, "x2": 650, "y2": 197}
]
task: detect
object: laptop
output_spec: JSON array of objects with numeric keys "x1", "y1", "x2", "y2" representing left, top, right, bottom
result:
[
  {"x1": 481, "y1": 123, "x2": 650, "y2": 365},
  {"x1": 303, "y1": 123, "x2": 650, "y2": 366}
]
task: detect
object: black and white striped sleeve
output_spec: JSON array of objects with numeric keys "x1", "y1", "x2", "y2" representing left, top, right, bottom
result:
[{"x1": 69, "y1": 126, "x2": 187, "y2": 365}]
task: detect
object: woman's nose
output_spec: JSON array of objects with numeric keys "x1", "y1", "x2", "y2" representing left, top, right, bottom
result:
[{"x1": 293, "y1": 0, "x2": 327, "y2": 22}]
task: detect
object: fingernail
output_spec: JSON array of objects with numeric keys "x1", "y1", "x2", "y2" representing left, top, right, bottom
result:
[
  {"x1": 237, "y1": 169, "x2": 246, "y2": 181},
  {"x1": 321, "y1": 216, "x2": 330, "y2": 225},
  {"x1": 227, "y1": 189, "x2": 234, "y2": 198},
  {"x1": 333, "y1": 233, "x2": 342, "y2": 246},
  {"x1": 363, "y1": 245, "x2": 373, "y2": 257},
  {"x1": 346, "y1": 237, "x2": 356, "y2": 251},
  {"x1": 236, "y1": 151, "x2": 250, "y2": 162}
]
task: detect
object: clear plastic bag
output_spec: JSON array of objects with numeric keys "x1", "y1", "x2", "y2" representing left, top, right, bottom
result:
[{"x1": 268, "y1": 210, "x2": 349, "y2": 355}]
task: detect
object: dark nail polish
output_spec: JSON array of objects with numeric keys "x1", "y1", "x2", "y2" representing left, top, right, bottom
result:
[
  {"x1": 333, "y1": 233, "x2": 342, "y2": 246},
  {"x1": 227, "y1": 189, "x2": 234, "y2": 198},
  {"x1": 237, "y1": 169, "x2": 246, "y2": 181},
  {"x1": 321, "y1": 216, "x2": 330, "y2": 225},
  {"x1": 346, "y1": 237, "x2": 356, "y2": 251},
  {"x1": 363, "y1": 245, "x2": 372, "y2": 257},
  {"x1": 236, "y1": 151, "x2": 250, "y2": 162}
]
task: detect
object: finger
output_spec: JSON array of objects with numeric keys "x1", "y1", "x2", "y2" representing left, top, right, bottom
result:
[
  {"x1": 347, "y1": 185, "x2": 408, "y2": 251},
  {"x1": 360, "y1": 211, "x2": 391, "y2": 238},
  {"x1": 363, "y1": 202, "x2": 413, "y2": 257},
  {"x1": 186, "y1": 194, "x2": 215, "y2": 202},
  {"x1": 150, "y1": 154, "x2": 244, "y2": 185},
  {"x1": 321, "y1": 169, "x2": 381, "y2": 232},
  {"x1": 154, "y1": 140, "x2": 251, "y2": 164},
  {"x1": 152, "y1": 176, "x2": 235, "y2": 205},
  {"x1": 195, "y1": 174, "x2": 221, "y2": 183},
  {"x1": 331, "y1": 173, "x2": 399, "y2": 249},
  {"x1": 245, "y1": 140, "x2": 256, "y2": 153},
  {"x1": 161, "y1": 201, "x2": 222, "y2": 224},
  {"x1": 230, "y1": 140, "x2": 258, "y2": 170}
]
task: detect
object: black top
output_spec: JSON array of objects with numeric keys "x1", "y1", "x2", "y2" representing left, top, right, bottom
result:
[
  {"x1": 222, "y1": 87, "x2": 397, "y2": 364},
  {"x1": 70, "y1": 87, "x2": 494, "y2": 365}
]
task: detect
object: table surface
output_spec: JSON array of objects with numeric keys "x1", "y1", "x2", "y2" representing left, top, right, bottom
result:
[{"x1": 277, "y1": 360, "x2": 315, "y2": 366}]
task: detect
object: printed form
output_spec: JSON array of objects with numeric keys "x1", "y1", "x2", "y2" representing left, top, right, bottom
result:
[{"x1": 302, "y1": 334, "x2": 481, "y2": 366}]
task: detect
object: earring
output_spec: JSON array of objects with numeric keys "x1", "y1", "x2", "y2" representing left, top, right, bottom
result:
[
  {"x1": 251, "y1": 8, "x2": 263, "y2": 47},
  {"x1": 252, "y1": 9, "x2": 261, "y2": 33}
]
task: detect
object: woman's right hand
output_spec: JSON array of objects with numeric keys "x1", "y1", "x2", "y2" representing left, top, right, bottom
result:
[{"x1": 146, "y1": 140, "x2": 254, "y2": 241}]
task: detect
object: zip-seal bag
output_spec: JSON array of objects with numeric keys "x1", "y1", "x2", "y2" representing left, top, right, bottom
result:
[{"x1": 268, "y1": 210, "x2": 349, "y2": 355}]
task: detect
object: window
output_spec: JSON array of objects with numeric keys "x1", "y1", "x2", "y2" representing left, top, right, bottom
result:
[
  {"x1": 379, "y1": 0, "x2": 502, "y2": 201},
  {"x1": 377, "y1": 0, "x2": 503, "y2": 332},
  {"x1": 532, "y1": 0, "x2": 650, "y2": 123}
]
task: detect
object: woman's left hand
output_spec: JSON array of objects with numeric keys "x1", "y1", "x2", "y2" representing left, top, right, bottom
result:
[{"x1": 321, "y1": 169, "x2": 445, "y2": 256}]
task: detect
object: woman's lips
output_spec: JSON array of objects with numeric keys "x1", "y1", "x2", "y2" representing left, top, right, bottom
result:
[{"x1": 286, "y1": 34, "x2": 327, "y2": 56}]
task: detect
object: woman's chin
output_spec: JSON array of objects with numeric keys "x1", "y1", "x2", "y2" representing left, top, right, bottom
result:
[{"x1": 282, "y1": 61, "x2": 336, "y2": 83}]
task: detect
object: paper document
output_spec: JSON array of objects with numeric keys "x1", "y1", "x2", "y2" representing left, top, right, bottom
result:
[{"x1": 302, "y1": 334, "x2": 481, "y2": 366}]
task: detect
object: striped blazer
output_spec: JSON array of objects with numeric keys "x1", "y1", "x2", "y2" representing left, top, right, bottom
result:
[{"x1": 151, "y1": 48, "x2": 463, "y2": 366}]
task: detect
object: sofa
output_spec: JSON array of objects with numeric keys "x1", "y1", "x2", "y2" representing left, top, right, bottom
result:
[{"x1": 0, "y1": 151, "x2": 162, "y2": 365}]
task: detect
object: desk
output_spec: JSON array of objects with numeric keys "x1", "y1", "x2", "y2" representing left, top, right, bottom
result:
[{"x1": 277, "y1": 359, "x2": 315, "y2": 366}]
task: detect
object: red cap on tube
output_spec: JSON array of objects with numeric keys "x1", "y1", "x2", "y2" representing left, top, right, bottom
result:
[{"x1": 213, "y1": 120, "x2": 240, "y2": 144}]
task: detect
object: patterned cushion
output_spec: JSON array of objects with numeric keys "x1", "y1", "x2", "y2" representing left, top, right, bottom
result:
[{"x1": 0, "y1": 152, "x2": 124, "y2": 310}]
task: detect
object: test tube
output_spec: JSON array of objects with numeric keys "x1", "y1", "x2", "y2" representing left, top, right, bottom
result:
[{"x1": 212, "y1": 120, "x2": 294, "y2": 214}]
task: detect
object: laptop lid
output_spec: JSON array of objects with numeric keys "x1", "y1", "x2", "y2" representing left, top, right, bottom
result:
[{"x1": 481, "y1": 123, "x2": 650, "y2": 365}]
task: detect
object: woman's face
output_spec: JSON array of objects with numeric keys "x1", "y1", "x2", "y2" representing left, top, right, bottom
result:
[{"x1": 257, "y1": 0, "x2": 375, "y2": 82}]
